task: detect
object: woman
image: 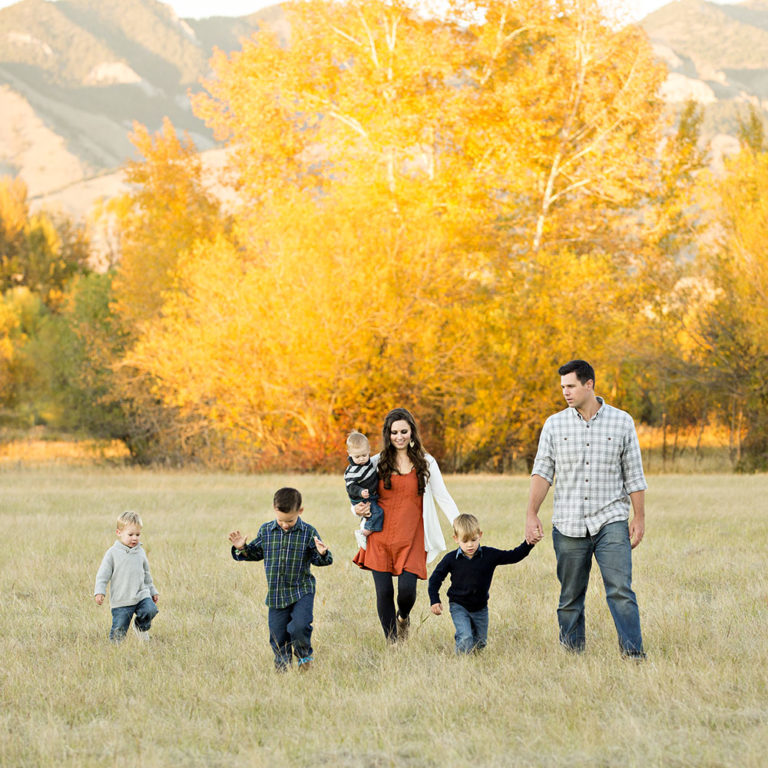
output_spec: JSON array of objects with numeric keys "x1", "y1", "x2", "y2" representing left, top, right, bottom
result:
[{"x1": 353, "y1": 408, "x2": 460, "y2": 642}]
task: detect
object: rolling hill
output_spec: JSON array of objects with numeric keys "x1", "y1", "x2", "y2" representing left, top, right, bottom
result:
[
  {"x1": 0, "y1": 0, "x2": 764, "y2": 223},
  {"x1": 641, "y1": 0, "x2": 768, "y2": 142},
  {"x1": 0, "y1": 0, "x2": 285, "y2": 215}
]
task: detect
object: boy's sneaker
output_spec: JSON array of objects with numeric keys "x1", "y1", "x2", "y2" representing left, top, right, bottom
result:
[
  {"x1": 354, "y1": 529, "x2": 367, "y2": 549},
  {"x1": 132, "y1": 624, "x2": 150, "y2": 642}
]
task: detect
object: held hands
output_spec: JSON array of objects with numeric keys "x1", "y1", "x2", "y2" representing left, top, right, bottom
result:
[
  {"x1": 430, "y1": 603, "x2": 443, "y2": 616},
  {"x1": 228, "y1": 530, "x2": 247, "y2": 550},
  {"x1": 525, "y1": 515, "x2": 544, "y2": 545},
  {"x1": 152, "y1": 594, "x2": 159, "y2": 604},
  {"x1": 314, "y1": 536, "x2": 328, "y2": 555}
]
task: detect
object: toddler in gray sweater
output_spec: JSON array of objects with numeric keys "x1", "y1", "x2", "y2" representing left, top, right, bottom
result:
[{"x1": 94, "y1": 511, "x2": 159, "y2": 642}]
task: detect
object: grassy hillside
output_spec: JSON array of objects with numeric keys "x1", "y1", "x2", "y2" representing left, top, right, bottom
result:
[
  {"x1": 0, "y1": 0, "x2": 207, "y2": 86},
  {"x1": 643, "y1": 0, "x2": 768, "y2": 71},
  {"x1": 1, "y1": 468, "x2": 766, "y2": 766},
  {"x1": 0, "y1": 0, "x2": 283, "y2": 192}
]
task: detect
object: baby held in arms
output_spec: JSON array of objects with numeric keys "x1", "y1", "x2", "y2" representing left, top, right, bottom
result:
[{"x1": 344, "y1": 431, "x2": 384, "y2": 550}]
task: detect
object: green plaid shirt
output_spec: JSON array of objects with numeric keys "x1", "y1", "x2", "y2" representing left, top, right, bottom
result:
[{"x1": 231, "y1": 518, "x2": 333, "y2": 608}]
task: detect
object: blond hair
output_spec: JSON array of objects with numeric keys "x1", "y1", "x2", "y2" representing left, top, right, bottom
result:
[
  {"x1": 346, "y1": 431, "x2": 370, "y2": 451},
  {"x1": 453, "y1": 513, "x2": 481, "y2": 541},
  {"x1": 116, "y1": 510, "x2": 143, "y2": 530}
]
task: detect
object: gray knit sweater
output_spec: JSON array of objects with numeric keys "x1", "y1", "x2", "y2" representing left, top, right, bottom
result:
[{"x1": 94, "y1": 541, "x2": 158, "y2": 608}]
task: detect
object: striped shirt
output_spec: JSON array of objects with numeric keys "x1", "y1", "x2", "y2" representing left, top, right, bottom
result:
[
  {"x1": 531, "y1": 398, "x2": 647, "y2": 537},
  {"x1": 344, "y1": 457, "x2": 379, "y2": 502},
  {"x1": 231, "y1": 518, "x2": 333, "y2": 608}
]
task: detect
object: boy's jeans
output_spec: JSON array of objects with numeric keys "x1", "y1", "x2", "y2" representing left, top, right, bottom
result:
[
  {"x1": 448, "y1": 602, "x2": 489, "y2": 654},
  {"x1": 267, "y1": 591, "x2": 314, "y2": 669},
  {"x1": 552, "y1": 520, "x2": 644, "y2": 657},
  {"x1": 110, "y1": 597, "x2": 158, "y2": 642},
  {"x1": 363, "y1": 497, "x2": 384, "y2": 533}
]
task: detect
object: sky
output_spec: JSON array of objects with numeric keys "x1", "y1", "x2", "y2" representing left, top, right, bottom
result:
[
  {"x1": 165, "y1": 0, "x2": 672, "y2": 19},
  {"x1": 0, "y1": 0, "x2": 742, "y2": 23}
]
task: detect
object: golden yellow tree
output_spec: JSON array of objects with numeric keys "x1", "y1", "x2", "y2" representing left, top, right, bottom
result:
[
  {"x1": 0, "y1": 177, "x2": 28, "y2": 289},
  {"x1": 689, "y1": 145, "x2": 768, "y2": 468},
  {"x1": 117, "y1": 0, "x2": 676, "y2": 468},
  {"x1": 437, "y1": 0, "x2": 670, "y2": 466},
  {"x1": 129, "y1": 0, "x2": 487, "y2": 465},
  {"x1": 109, "y1": 118, "x2": 225, "y2": 335}
]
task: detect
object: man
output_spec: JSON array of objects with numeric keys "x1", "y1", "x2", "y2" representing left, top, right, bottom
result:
[{"x1": 525, "y1": 360, "x2": 647, "y2": 658}]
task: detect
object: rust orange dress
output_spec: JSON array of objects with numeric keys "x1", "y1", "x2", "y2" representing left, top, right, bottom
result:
[{"x1": 352, "y1": 470, "x2": 426, "y2": 579}]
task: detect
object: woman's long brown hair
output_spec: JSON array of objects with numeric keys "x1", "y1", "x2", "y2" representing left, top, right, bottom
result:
[{"x1": 377, "y1": 408, "x2": 430, "y2": 495}]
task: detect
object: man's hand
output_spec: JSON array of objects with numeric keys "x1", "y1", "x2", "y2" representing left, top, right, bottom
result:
[
  {"x1": 525, "y1": 474, "x2": 550, "y2": 545},
  {"x1": 628, "y1": 490, "x2": 645, "y2": 549},
  {"x1": 526, "y1": 515, "x2": 544, "y2": 545},
  {"x1": 94, "y1": 594, "x2": 104, "y2": 606},
  {"x1": 430, "y1": 603, "x2": 443, "y2": 616}
]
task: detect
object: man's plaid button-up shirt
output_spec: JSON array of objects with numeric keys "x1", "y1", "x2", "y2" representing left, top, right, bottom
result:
[
  {"x1": 231, "y1": 517, "x2": 333, "y2": 608},
  {"x1": 531, "y1": 398, "x2": 647, "y2": 537}
]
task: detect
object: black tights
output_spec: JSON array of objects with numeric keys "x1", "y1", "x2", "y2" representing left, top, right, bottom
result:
[{"x1": 371, "y1": 570, "x2": 418, "y2": 641}]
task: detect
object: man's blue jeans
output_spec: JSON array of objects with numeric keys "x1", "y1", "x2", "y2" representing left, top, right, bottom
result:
[
  {"x1": 448, "y1": 602, "x2": 489, "y2": 654},
  {"x1": 267, "y1": 591, "x2": 314, "y2": 669},
  {"x1": 552, "y1": 521, "x2": 644, "y2": 657},
  {"x1": 109, "y1": 597, "x2": 158, "y2": 642}
]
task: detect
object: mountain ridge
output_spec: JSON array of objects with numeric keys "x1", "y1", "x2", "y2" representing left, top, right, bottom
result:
[
  {"x1": 0, "y1": 0, "x2": 284, "y2": 209},
  {"x1": 0, "y1": 0, "x2": 763, "y2": 221},
  {"x1": 641, "y1": 0, "x2": 768, "y2": 136}
]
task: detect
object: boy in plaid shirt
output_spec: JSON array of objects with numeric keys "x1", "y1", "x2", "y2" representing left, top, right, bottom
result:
[{"x1": 229, "y1": 488, "x2": 333, "y2": 671}]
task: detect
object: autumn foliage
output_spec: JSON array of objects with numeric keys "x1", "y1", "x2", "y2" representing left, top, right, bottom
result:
[{"x1": 2, "y1": 0, "x2": 766, "y2": 470}]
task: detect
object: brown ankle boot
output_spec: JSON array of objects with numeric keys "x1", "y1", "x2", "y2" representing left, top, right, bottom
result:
[{"x1": 396, "y1": 613, "x2": 410, "y2": 642}]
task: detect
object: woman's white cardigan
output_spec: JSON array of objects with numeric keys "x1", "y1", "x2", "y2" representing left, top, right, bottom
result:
[{"x1": 354, "y1": 453, "x2": 460, "y2": 564}]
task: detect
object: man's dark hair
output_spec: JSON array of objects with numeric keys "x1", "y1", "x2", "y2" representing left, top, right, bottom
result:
[
  {"x1": 558, "y1": 360, "x2": 595, "y2": 386},
  {"x1": 273, "y1": 487, "x2": 302, "y2": 512}
]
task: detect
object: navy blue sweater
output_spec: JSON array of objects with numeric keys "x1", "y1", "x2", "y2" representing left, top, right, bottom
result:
[{"x1": 428, "y1": 542, "x2": 534, "y2": 612}]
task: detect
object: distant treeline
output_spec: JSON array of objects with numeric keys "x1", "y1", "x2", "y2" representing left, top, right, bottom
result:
[{"x1": 1, "y1": 0, "x2": 766, "y2": 472}]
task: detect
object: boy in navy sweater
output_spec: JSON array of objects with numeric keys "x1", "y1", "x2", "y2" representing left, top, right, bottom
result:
[{"x1": 428, "y1": 513, "x2": 539, "y2": 654}]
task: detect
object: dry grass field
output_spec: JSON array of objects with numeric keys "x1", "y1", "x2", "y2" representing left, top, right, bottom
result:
[{"x1": 1, "y1": 468, "x2": 766, "y2": 767}]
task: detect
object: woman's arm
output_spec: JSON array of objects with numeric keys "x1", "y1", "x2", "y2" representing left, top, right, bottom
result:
[{"x1": 426, "y1": 455, "x2": 459, "y2": 523}]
